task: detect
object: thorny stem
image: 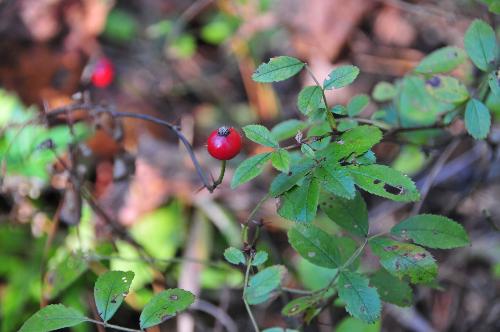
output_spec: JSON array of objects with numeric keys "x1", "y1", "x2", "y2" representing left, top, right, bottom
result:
[
  {"x1": 86, "y1": 318, "x2": 142, "y2": 332},
  {"x1": 243, "y1": 256, "x2": 260, "y2": 332}
]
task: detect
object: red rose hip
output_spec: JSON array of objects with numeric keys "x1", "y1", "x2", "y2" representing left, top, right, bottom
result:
[
  {"x1": 207, "y1": 126, "x2": 242, "y2": 160},
  {"x1": 91, "y1": 57, "x2": 114, "y2": 88}
]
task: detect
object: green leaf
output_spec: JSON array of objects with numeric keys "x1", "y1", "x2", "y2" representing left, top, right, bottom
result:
[
  {"x1": 323, "y1": 65, "x2": 360, "y2": 90},
  {"x1": 277, "y1": 175, "x2": 320, "y2": 222},
  {"x1": 231, "y1": 152, "x2": 272, "y2": 188},
  {"x1": 464, "y1": 98, "x2": 491, "y2": 139},
  {"x1": 288, "y1": 224, "x2": 341, "y2": 268},
  {"x1": 44, "y1": 251, "x2": 88, "y2": 300},
  {"x1": 415, "y1": 46, "x2": 467, "y2": 74},
  {"x1": 314, "y1": 167, "x2": 356, "y2": 199},
  {"x1": 19, "y1": 304, "x2": 87, "y2": 332},
  {"x1": 488, "y1": 70, "x2": 500, "y2": 98},
  {"x1": 224, "y1": 247, "x2": 246, "y2": 265},
  {"x1": 391, "y1": 214, "x2": 470, "y2": 249},
  {"x1": 282, "y1": 295, "x2": 319, "y2": 317},
  {"x1": 94, "y1": 270, "x2": 134, "y2": 322},
  {"x1": 370, "y1": 269, "x2": 413, "y2": 307},
  {"x1": 271, "y1": 119, "x2": 306, "y2": 141},
  {"x1": 370, "y1": 238, "x2": 437, "y2": 284},
  {"x1": 271, "y1": 149, "x2": 290, "y2": 172},
  {"x1": 269, "y1": 159, "x2": 315, "y2": 197},
  {"x1": 372, "y1": 82, "x2": 396, "y2": 102},
  {"x1": 243, "y1": 124, "x2": 279, "y2": 147},
  {"x1": 252, "y1": 251, "x2": 269, "y2": 266},
  {"x1": 347, "y1": 94, "x2": 370, "y2": 117},
  {"x1": 262, "y1": 328, "x2": 298, "y2": 332},
  {"x1": 464, "y1": 19, "x2": 498, "y2": 71},
  {"x1": 331, "y1": 104, "x2": 348, "y2": 115},
  {"x1": 346, "y1": 164, "x2": 420, "y2": 202},
  {"x1": 252, "y1": 56, "x2": 305, "y2": 82},
  {"x1": 245, "y1": 265, "x2": 286, "y2": 304},
  {"x1": 426, "y1": 75, "x2": 469, "y2": 104},
  {"x1": 297, "y1": 86, "x2": 325, "y2": 114},
  {"x1": 139, "y1": 289, "x2": 195, "y2": 329},
  {"x1": 397, "y1": 76, "x2": 442, "y2": 127},
  {"x1": 300, "y1": 143, "x2": 315, "y2": 158},
  {"x1": 320, "y1": 191, "x2": 368, "y2": 237},
  {"x1": 337, "y1": 271, "x2": 381, "y2": 323},
  {"x1": 336, "y1": 318, "x2": 381, "y2": 332}
]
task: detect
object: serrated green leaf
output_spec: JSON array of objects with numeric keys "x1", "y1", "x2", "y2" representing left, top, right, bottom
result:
[
  {"x1": 282, "y1": 295, "x2": 319, "y2": 317},
  {"x1": 44, "y1": 251, "x2": 88, "y2": 300},
  {"x1": 297, "y1": 86, "x2": 324, "y2": 114},
  {"x1": 271, "y1": 149, "x2": 290, "y2": 172},
  {"x1": 426, "y1": 75, "x2": 469, "y2": 104},
  {"x1": 370, "y1": 238, "x2": 437, "y2": 284},
  {"x1": 319, "y1": 191, "x2": 368, "y2": 237},
  {"x1": 464, "y1": 19, "x2": 498, "y2": 71},
  {"x1": 269, "y1": 159, "x2": 315, "y2": 197},
  {"x1": 464, "y1": 98, "x2": 491, "y2": 139},
  {"x1": 252, "y1": 56, "x2": 305, "y2": 82},
  {"x1": 300, "y1": 143, "x2": 315, "y2": 157},
  {"x1": 337, "y1": 271, "x2": 381, "y2": 323},
  {"x1": 307, "y1": 121, "x2": 331, "y2": 150},
  {"x1": 94, "y1": 270, "x2": 134, "y2": 322},
  {"x1": 243, "y1": 124, "x2": 279, "y2": 147},
  {"x1": 314, "y1": 167, "x2": 356, "y2": 199},
  {"x1": 231, "y1": 152, "x2": 272, "y2": 188},
  {"x1": 323, "y1": 65, "x2": 360, "y2": 90},
  {"x1": 224, "y1": 247, "x2": 246, "y2": 265},
  {"x1": 331, "y1": 104, "x2": 348, "y2": 115},
  {"x1": 372, "y1": 82, "x2": 396, "y2": 102},
  {"x1": 19, "y1": 304, "x2": 87, "y2": 332},
  {"x1": 245, "y1": 265, "x2": 286, "y2": 304},
  {"x1": 278, "y1": 175, "x2": 320, "y2": 222},
  {"x1": 288, "y1": 224, "x2": 341, "y2": 268},
  {"x1": 415, "y1": 46, "x2": 467, "y2": 74},
  {"x1": 139, "y1": 289, "x2": 195, "y2": 329},
  {"x1": 347, "y1": 94, "x2": 370, "y2": 117},
  {"x1": 370, "y1": 269, "x2": 413, "y2": 307},
  {"x1": 271, "y1": 119, "x2": 306, "y2": 141},
  {"x1": 391, "y1": 214, "x2": 470, "y2": 249},
  {"x1": 252, "y1": 251, "x2": 268, "y2": 266},
  {"x1": 335, "y1": 317, "x2": 381, "y2": 332},
  {"x1": 346, "y1": 164, "x2": 420, "y2": 202},
  {"x1": 489, "y1": 70, "x2": 500, "y2": 98}
]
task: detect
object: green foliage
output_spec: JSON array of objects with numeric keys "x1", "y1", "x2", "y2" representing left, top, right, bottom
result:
[
  {"x1": 19, "y1": 304, "x2": 87, "y2": 332},
  {"x1": 139, "y1": 289, "x2": 195, "y2": 329},
  {"x1": 464, "y1": 99, "x2": 491, "y2": 139},
  {"x1": 335, "y1": 317, "x2": 381, "y2": 332},
  {"x1": 347, "y1": 94, "x2": 370, "y2": 117},
  {"x1": 370, "y1": 269, "x2": 413, "y2": 307},
  {"x1": 43, "y1": 251, "x2": 88, "y2": 300},
  {"x1": 489, "y1": 71, "x2": 500, "y2": 98},
  {"x1": 323, "y1": 65, "x2": 360, "y2": 89},
  {"x1": 414, "y1": 46, "x2": 467, "y2": 74},
  {"x1": 224, "y1": 247, "x2": 246, "y2": 265},
  {"x1": 425, "y1": 75, "x2": 469, "y2": 104},
  {"x1": 252, "y1": 251, "x2": 269, "y2": 266},
  {"x1": 245, "y1": 265, "x2": 286, "y2": 304},
  {"x1": 337, "y1": 271, "x2": 381, "y2": 323},
  {"x1": 320, "y1": 191, "x2": 368, "y2": 237},
  {"x1": 231, "y1": 152, "x2": 272, "y2": 188},
  {"x1": 243, "y1": 124, "x2": 279, "y2": 147},
  {"x1": 94, "y1": 271, "x2": 134, "y2": 322},
  {"x1": 391, "y1": 214, "x2": 470, "y2": 249},
  {"x1": 252, "y1": 56, "x2": 305, "y2": 82},
  {"x1": 271, "y1": 149, "x2": 290, "y2": 172},
  {"x1": 314, "y1": 167, "x2": 356, "y2": 199},
  {"x1": 372, "y1": 82, "x2": 396, "y2": 102},
  {"x1": 269, "y1": 159, "x2": 315, "y2": 197},
  {"x1": 277, "y1": 175, "x2": 320, "y2": 222},
  {"x1": 464, "y1": 19, "x2": 498, "y2": 71},
  {"x1": 271, "y1": 119, "x2": 306, "y2": 141},
  {"x1": 103, "y1": 9, "x2": 138, "y2": 43},
  {"x1": 297, "y1": 86, "x2": 325, "y2": 115}
]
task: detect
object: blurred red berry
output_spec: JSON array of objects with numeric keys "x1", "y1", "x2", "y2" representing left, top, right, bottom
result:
[
  {"x1": 207, "y1": 126, "x2": 242, "y2": 160},
  {"x1": 91, "y1": 57, "x2": 114, "y2": 88}
]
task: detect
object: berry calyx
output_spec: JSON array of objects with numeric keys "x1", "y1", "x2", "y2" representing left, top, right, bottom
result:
[
  {"x1": 91, "y1": 57, "x2": 114, "y2": 88},
  {"x1": 207, "y1": 126, "x2": 242, "y2": 160}
]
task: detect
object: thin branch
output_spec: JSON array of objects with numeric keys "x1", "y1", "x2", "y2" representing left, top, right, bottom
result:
[
  {"x1": 242, "y1": 256, "x2": 260, "y2": 332},
  {"x1": 86, "y1": 318, "x2": 142, "y2": 332}
]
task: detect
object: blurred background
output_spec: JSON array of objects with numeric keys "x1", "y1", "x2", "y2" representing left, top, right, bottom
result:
[{"x1": 0, "y1": 0, "x2": 499, "y2": 331}]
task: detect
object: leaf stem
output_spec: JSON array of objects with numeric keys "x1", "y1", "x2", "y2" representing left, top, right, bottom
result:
[
  {"x1": 213, "y1": 160, "x2": 227, "y2": 187},
  {"x1": 86, "y1": 318, "x2": 142, "y2": 332},
  {"x1": 243, "y1": 257, "x2": 260, "y2": 332},
  {"x1": 304, "y1": 64, "x2": 336, "y2": 129},
  {"x1": 242, "y1": 194, "x2": 270, "y2": 244}
]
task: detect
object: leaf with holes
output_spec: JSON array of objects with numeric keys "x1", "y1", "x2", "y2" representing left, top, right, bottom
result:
[
  {"x1": 346, "y1": 164, "x2": 420, "y2": 202},
  {"x1": 314, "y1": 166, "x2": 356, "y2": 199},
  {"x1": 277, "y1": 175, "x2": 320, "y2": 223},
  {"x1": 224, "y1": 247, "x2": 246, "y2": 265},
  {"x1": 426, "y1": 75, "x2": 469, "y2": 104},
  {"x1": 252, "y1": 56, "x2": 305, "y2": 82},
  {"x1": 323, "y1": 65, "x2": 360, "y2": 90},
  {"x1": 252, "y1": 251, "x2": 269, "y2": 266},
  {"x1": 320, "y1": 191, "x2": 368, "y2": 237},
  {"x1": 391, "y1": 214, "x2": 470, "y2": 249},
  {"x1": 231, "y1": 152, "x2": 272, "y2": 188},
  {"x1": 397, "y1": 76, "x2": 442, "y2": 127},
  {"x1": 370, "y1": 238, "x2": 437, "y2": 284},
  {"x1": 370, "y1": 269, "x2": 413, "y2": 307},
  {"x1": 414, "y1": 46, "x2": 467, "y2": 74},
  {"x1": 243, "y1": 124, "x2": 279, "y2": 147},
  {"x1": 347, "y1": 94, "x2": 370, "y2": 117},
  {"x1": 271, "y1": 149, "x2": 290, "y2": 172},
  {"x1": 271, "y1": 119, "x2": 307, "y2": 141},
  {"x1": 269, "y1": 159, "x2": 315, "y2": 197},
  {"x1": 337, "y1": 271, "x2": 381, "y2": 323},
  {"x1": 245, "y1": 265, "x2": 286, "y2": 305},
  {"x1": 464, "y1": 19, "x2": 498, "y2": 71},
  {"x1": 335, "y1": 317, "x2": 381, "y2": 332},
  {"x1": 465, "y1": 98, "x2": 491, "y2": 139},
  {"x1": 297, "y1": 86, "x2": 325, "y2": 114},
  {"x1": 19, "y1": 304, "x2": 87, "y2": 332},
  {"x1": 139, "y1": 289, "x2": 195, "y2": 329},
  {"x1": 94, "y1": 270, "x2": 134, "y2": 322},
  {"x1": 288, "y1": 224, "x2": 341, "y2": 268}
]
